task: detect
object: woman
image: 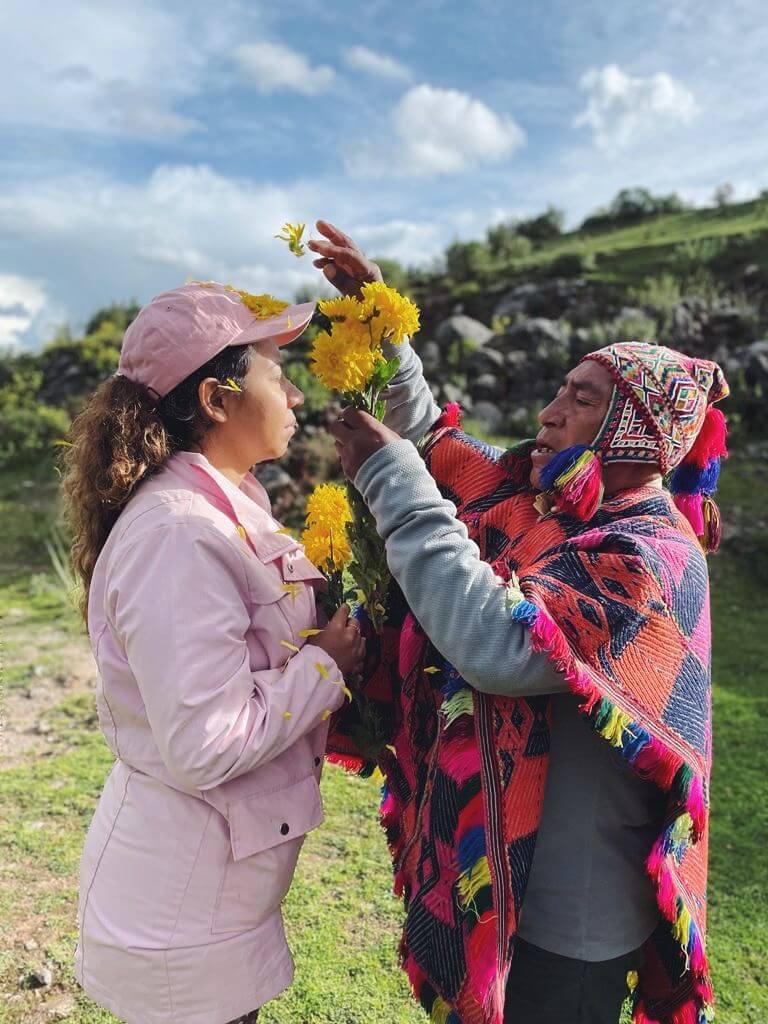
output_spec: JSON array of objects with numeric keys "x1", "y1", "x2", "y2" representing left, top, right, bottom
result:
[{"x1": 63, "y1": 282, "x2": 365, "y2": 1024}]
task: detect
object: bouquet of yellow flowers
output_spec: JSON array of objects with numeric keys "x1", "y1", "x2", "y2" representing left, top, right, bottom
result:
[
  {"x1": 308, "y1": 282, "x2": 421, "y2": 631},
  {"x1": 300, "y1": 483, "x2": 353, "y2": 618}
]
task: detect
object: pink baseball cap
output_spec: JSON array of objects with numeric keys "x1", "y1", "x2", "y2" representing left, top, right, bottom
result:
[{"x1": 118, "y1": 281, "x2": 315, "y2": 399}]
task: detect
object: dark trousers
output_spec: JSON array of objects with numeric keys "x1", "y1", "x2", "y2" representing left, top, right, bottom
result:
[{"x1": 503, "y1": 938, "x2": 640, "y2": 1024}]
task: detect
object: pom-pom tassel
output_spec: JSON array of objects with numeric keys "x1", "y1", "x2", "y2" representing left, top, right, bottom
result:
[
  {"x1": 673, "y1": 492, "x2": 722, "y2": 553},
  {"x1": 436, "y1": 402, "x2": 463, "y2": 430},
  {"x1": 673, "y1": 493, "x2": 705, "y2": 536},
  {"x1": 540, "y1": 444, "x2": 604, "y2": 520},
  {"x1": 702, "y1": 497, "x2": 722, "y2": 553},
  {"x1": 670, "y1": 405, "x2": 728, "y2": 554},
  {"x1": 686, "y1": 406, "x2": 728, "y2": 469}
]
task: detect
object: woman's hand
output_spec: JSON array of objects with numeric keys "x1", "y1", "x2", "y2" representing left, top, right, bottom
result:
[
  {"x1": 308, "y1": 220, "x2": 383, "y2": 297},
  {"x1": 305, "y1": 604, "x2": 365, "y2": 677},
  {"x1": 328, "y1": 407, "x2": 402, "y2": 481}
]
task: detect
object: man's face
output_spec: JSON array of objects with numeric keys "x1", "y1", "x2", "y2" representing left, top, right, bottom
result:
[{"x1": 530, "y1": 360, "x2": 615, "y2": 489}]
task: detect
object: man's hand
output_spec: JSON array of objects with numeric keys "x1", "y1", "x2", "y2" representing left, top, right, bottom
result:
[
  {"x1": 328, "y1": 407, "x2": 402, "y2": 480},
  {"x1": 308, "y1": 220, "x2": 383, "y2": 297}
]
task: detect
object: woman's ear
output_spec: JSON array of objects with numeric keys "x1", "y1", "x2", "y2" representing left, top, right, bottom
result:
[{"x1": 198, "y1": 377, "x2": 229, "y2": 425}]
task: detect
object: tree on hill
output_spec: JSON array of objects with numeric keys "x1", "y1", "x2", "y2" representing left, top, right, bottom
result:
[
  {"x1": 515, "y1": 205, "x2": 564, "y2": 242},
  {"x1": 713, "y1": 183, "x2": 734, "y2": 208},
  {"x1": 486, "y1": 222, "x2": 534, "y2": 261},
  {"x1": 581, "y1": 187, "x2": 686, "y2": 231},
  {"x1": 445, "y1": 240, "x2": 491, "y2": 282},
  {"x1": 85, "y1": 301, "x2": 140, "y2": 336}
]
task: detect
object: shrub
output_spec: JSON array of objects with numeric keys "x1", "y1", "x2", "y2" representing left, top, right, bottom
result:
[
  {"x1": 0, "y1": 364, "x2": 70, "y2": 468},
  {"x1": 549, "y1": 250, "x2": 595, "y2": 277},
  {"x1": 629, "y1": 273, "x2": 683, "y2": 315},
  {"x1": 611, "y1": 311, "x2": 658, "y2": 342},
  {"x1": 515, "y1": 205, "x2": 564, "y2": 242},
  {"x1": 38, "y1": 319, "x2": 123, "y2": 409},
  {"x1": 486, "y1": 223, "x2": 534, "y2": 262},
  {"x1": 446, "y1": 241, "x2": 492, "y2": 282}
]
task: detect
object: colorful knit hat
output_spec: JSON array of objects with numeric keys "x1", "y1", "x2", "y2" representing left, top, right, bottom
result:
[{"x1": 538, "y1": 341, "x2": 730, "y2": 550}]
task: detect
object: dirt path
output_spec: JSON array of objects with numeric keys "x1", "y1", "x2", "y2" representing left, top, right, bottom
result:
[{"x1": 1, "y1": 626, "x2": 96, "y2": 768}]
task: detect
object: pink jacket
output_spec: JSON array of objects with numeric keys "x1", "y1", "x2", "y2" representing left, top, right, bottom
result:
[{"x1": 75, "y1": 451, "x2": 345, "y2": 1024}]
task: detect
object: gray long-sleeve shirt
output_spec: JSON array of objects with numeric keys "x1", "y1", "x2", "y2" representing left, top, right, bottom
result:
[{"x1": 354, "y1": 340, "x2": 663, "y2": 960}]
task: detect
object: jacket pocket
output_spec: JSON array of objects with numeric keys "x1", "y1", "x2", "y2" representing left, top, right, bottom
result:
[{"x1": 211, "y1": 774, "x2": 324, "y2": 935}]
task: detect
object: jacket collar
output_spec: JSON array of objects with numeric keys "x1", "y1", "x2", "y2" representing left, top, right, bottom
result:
[{"x1": 170, "y1": 451, "x2": 300, "y2": 563}]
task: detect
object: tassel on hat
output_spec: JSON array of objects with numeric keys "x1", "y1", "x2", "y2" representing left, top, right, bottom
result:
[
  {"x1": 539, "y1": 444, "x2": 604, "y2": 520},
  {"x1": 669, "y1": 406, "x2": 728, "y2": 553}
]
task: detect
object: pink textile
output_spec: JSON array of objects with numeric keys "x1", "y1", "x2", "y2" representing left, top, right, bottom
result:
[
  {"x1": 76, "y1": 451, "x2": 344, "y2": 1024},
  {"x1": 118, "y1": 282, "x2": 315, "y2": 398}
]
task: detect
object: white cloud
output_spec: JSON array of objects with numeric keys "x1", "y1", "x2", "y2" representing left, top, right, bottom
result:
[
  {"x1": 343, "y1": 46, "x2": 411, "y2": 82},
  {"x1": 0, "y1": 0, "x2": 205, "y2": 140},
  {"x1": 678, "y1": 179, "x2": 761, "y2": 209},
  {"x1": 347, "y1": 219, "x2": 442, "y2": 266},
  {"x1": 0, "y1": 276, "x2": 50, "y2": 348},
  {"x1": 235, "y1": 42, "x2": 335, "y2": 95},
  {"x1": 0, "y1": 164, "x2": 453, "y2": 347},
  {"x1": 575, "y1": 64, "x2": 698, "y2": 152},
  {"x1": 348, "y1": 84, "x2": 525, "y2": 178}
]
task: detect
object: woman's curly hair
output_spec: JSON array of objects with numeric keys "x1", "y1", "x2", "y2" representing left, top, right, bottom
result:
[{"x1": 61, "y1": 344, "x2": 253, "y2": 620}]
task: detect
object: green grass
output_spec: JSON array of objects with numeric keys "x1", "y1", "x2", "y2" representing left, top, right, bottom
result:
[
  {"x1": 1, "y1": 448, "x2": 766, "y2": 1023},
  {"x1": 421, "y1": 196, "x2": 768, "y2": 293}
]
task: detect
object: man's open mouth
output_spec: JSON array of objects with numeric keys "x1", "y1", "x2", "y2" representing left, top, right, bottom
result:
[{"x1": 532, "y1": 442, "x2": 556, "y2": 456}]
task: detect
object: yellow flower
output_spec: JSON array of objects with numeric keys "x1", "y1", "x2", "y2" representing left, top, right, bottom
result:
[
  {"x1": 305, "y1": 483, "x2": 352, "y2": 531},
  {"x1": 318, "y1": 294, "x2": 363, "y2": 322},
  {"x1": 309, "y1": 327, "x2": 380, "y2": 392},
  {"x1": 359, "y1": 281, "x2": 420, "y2": 346},
  {"x1": 228, "y1": 288, "x2": 289, "y2": 318},
  {"x1": 274, "y1": 222, "x2": 306, "y2": 257},
  {"x1": 301, "y1": 521, "x2": 352, "y2": 572}
]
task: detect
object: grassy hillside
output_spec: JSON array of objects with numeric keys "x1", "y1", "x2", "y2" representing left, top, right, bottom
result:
[
  {"x1": 0, "y1": 441, "x2": 766, "y2": 1023},
  {"x1": 412, "y1": 196, "x2": 768, "y2": 307},
  {"x1": 517, "y1": 199, "x2": 768, "y2": 281}
]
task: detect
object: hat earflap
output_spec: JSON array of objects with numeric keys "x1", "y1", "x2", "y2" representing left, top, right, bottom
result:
[
  {"x1": 539, "y1": 444, "x2": 604, "y2": 520},
  {"x1": 669, "y1": 407, "x2": 728, "y2": 553}
]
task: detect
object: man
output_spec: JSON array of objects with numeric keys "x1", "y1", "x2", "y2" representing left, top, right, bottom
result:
[{"x1": 312, "y1": 223, "x2": 726, "y2": 1024}]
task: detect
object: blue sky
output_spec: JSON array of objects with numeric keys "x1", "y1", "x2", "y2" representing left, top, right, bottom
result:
[{"x1": 2, "y1": 0, "x2": 767, "y2": 348}]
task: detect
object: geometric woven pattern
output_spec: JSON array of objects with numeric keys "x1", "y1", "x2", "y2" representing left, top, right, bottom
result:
[
  {"x1": 327, "y1": 419, "x2": 715, "y2": 1024},
  {"x1": 586, "y1": 341, "x2": 729, "y2": 472}
]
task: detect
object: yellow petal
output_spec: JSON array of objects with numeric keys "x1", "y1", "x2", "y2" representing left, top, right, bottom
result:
[
  {"x1": 283, "y1": 711, "x2": 292, "y2": 719},
  {"x1": 386, "y1": 744, "x2": 396, "y2": 754},
  {"x1": 236, "y1": 524, "x2": 248, "y2": 542},
  {"x1": 298, "y1": 628, "x2": 322, "y2": 637},
  {"x1": 321, "y1": 709, "x2": 332, "y2": 721},
  {"x1": 423, "y1": 666, "x2": 440, "y2": 674},
  {"x1": 280, "y1": 640, "x2": 300, "y2": 653},
  {"x1": 315, "y1": 662, "x2": 329, "y2": 679}
]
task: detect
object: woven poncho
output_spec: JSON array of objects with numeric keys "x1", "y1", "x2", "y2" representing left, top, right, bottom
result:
[{"x1": 328, "y1": 417, "x2": 715, "y2": 1024}]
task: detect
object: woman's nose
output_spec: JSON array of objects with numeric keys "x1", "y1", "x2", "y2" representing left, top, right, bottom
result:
[{"x1": 287, "y1": 382, "x2": 305, "y2": 407}]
